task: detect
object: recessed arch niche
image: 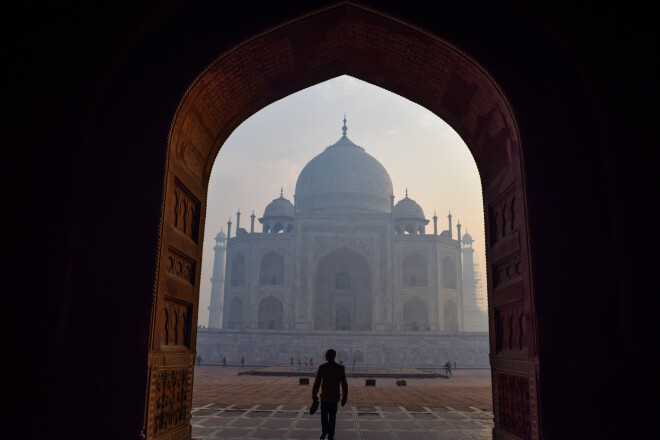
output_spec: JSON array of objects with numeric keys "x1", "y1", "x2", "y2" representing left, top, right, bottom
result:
[
  {"x1": 150, "y1": 3, "x2": 537, "y2": 440},
  {"x1": 313, "y1": 246, "x2": 372, "y2": 331}
]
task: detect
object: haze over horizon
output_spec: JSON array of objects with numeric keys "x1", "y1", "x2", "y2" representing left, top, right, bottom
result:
[{"x1": 198, "y1": 75, "x2": 487, "y2": 327}]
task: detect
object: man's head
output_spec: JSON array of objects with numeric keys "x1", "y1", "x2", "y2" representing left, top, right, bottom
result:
[{"x1": 326, "y1": 349, "x2": 336, "y2": 361}]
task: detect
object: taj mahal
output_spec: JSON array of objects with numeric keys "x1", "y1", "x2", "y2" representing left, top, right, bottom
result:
[{"x1": 196, "y1": 118, "x2": 489, "y2": 367}]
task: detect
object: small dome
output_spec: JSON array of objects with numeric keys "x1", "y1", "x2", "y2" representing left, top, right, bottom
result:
[
  {"x1": 462, "y1": 231, "x2": 474, "y2": 243},
  {"x1": 393, "y1": 196, "x2": 425, "y2": 219},
  {"x1": 263, "y1": 194, "x2": 294, "y2": 218},
  {"x1": 215, "y1": 230, "x2": 226, "y2": 240}
]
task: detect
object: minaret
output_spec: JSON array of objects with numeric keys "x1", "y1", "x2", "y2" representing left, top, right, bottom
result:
[
  {"x1": 208, "y1": 230, "x2": 227, "y2": 328},
  {"x1": 250, "y1": 211, "x2": 256, "y2": 234},
  {"x1": 460, "y1": 230, "x2": 486, "y2": 331},
  {"x1": 433, "y1": 211, "x2": 438, "y2": 235},
  {"x1": 456, "y1": 220, "x2": 462, "y2": 248},
  {"x1": 236, "y1": 209, "x2": 241, "y2": 232},
  {"x1": 448, "y1": 211, "x2": 453, "y2": 239},
  {"x1": 227, "y1": 218, "x2": 232, "y2": 239}
]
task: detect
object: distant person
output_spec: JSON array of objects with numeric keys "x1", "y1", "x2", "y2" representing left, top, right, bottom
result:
[
  {"x1": 339, "y1": 360, "x2": 345, "y2": 370},
  {"x1": 312, "y1": 349, "x2": 348, "y2": 440},
  {"x1": 310, "y1": 358, "x2": 314, "y2": 367},
  {"x1": 305, "y1": 358, "x2": 308, "y2": 367},
  {"x1": 454, "y1": 361, "x2": 457, "y2": 369},
  {"x1": 196, "y1": 354, "x2": 202, "y2": 366},
  {"x1": 241, "y1": 356, "x2": 244, "y2": 366},
  {"x1": 290, "y1": 357, "x2": 294, "y2": 366},
  {"x1": 445, "y1": 360, "x2": 452, "y2": 377},
  {"x1": 222, "y1": 356, "x2": 226, "y2": 367},
  {"x1": 298, "y1": 359, "x2": 301, "y2": 366}
]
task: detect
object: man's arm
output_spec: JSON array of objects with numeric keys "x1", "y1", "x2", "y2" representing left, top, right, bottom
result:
[
  {"x1": 312, "y1": 366, "x2": 322, "y2": 400},
  {"x1": 340, "y1": 366, "x2": 348, "y2": 406}
]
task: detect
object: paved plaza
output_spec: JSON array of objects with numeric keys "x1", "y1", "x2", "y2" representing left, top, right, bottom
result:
[{"x1": 192, "y1": 366, "x2": 493, "y2": 439}]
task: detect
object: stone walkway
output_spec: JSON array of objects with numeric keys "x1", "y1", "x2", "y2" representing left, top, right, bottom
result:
[
  {"x1": 192, "y1": 367, "x2": 493, "y2": 439},
  {"x1": 191, "y1": 403, "x2": 493, "y2": 439}
]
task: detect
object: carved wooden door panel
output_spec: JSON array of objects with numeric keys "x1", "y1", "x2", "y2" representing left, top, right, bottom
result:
[{"x1": 142, "y1": 160, "x2": 207, "y2": 439}]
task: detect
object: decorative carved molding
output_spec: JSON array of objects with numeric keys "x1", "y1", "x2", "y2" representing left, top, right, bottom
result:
[
  {"x1": 297, "y1": 193, "x2": 390, "y2": 214},
  {"x1": 172, "y1": 179, "x2": 200, "y2": 243},
  {"x1": 491, "y1": 358, "x2": 534, "y2": 375},
  {"x1": 488, "y1": 185, "x2": 517, "y2": 248},
  {"x1": 493, "y1": 253, "x2": 523, "y2": 289},
  {"x1": 496, "y1": 373, "x2": 531, "y2": 439},
  {"x1": 175, "y1": 137, "x2": 205, "y2": 178},
  {"x1": 162, "y1": 298, "x2": 192, "y2": 349},
  {"x1": 165, "y1": 247, "x2": 196, "y2": 286},
  {"x1": 146, "y1": 354, "x2": 194, "y2": 439},
  {"x1": 148, "y1": 353, "x2": 195, "y2": 368},
  {"x1": 494, "y1": 303, "x2": 525, "y2": 352},
  {"x1": 313, "y1": 237, "x2": 375, "y2": 262}
]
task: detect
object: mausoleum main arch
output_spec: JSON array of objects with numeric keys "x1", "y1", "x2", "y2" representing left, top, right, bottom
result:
[
  {"x1": 313, "y1": 246, "x2": 372, "y2": 331},
  {"x1": 146, "y1": 3, "x2": 538, "y2": 439}
]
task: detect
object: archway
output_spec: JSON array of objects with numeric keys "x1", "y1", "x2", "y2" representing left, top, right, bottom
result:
[
  {"x1": 444, "y1": 299, "x2": 459, "y2": 332},
  {"x1": 227, "y1": 297, "x2": 243, "y2": 329},
  {"x1": 442, "y1": 256, "x2": 457, "y2": 289},
  {"x1": 403, "y1": 297, "x2": 428, "y2": 331},
  {"x1": 229, "y1": 254, "x2": 245, "y2": 287},
  {"x1": 149, "y1": 3, "x2": 536, "y2": 439},
  {"x1": 258, "y1": 251, "x2": 285, "y2": 285},
  {"x1": 314, "y1": 247, "x2": 372, "y2": 331},
  {"x1": 257, "y1": 295, "x2": 284, "y2": 329},
  {"x1": 402, "y1": 253, "x2": 428, "y2": 287}
]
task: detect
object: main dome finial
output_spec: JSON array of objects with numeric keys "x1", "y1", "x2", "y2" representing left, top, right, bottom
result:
[{"x1": 342, "y1": 114, "x2": 347, "y2": 137}]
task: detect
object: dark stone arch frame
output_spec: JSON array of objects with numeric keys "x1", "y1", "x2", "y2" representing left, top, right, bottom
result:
[{"x1": 150, "y1": 3, "x2": 538, "y2": 439}]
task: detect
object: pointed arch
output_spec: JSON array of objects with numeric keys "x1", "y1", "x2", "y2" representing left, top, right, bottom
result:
[
  {"x1": 227, "y1": 297, "x2": 243, "y2": 329},
  {"x1": 442, "y1": 256, "x2": 457, "y2": 289},
  {"x1": 154, "y1": 2, "x2": 539, "y2": 437},
  {"x1": 444, "y1": 299, "x2": 459, "y2": 332},
  {"x1": 403, "y1": 297, "x2": 428, "y2": 331},
  {"x1": 259, "y1": 251, "x2": 285, "y2": 285},
  {"x1": 257, "y1": 295, "x2": 283, "y2": 329},
  {"x1": 402, "y1": 253, "x2": 427, "y2": 287},
  {"x1": 230, "y1": 254, "x2": 245, "y2": 287},
  {"x1": 314, "y1": 246, "x2": 372, "y2": 331}
]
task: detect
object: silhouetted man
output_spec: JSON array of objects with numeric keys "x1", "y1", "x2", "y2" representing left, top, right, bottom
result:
[{"x1": 312, "y1": 349, "x2": 348, "y2": 440}]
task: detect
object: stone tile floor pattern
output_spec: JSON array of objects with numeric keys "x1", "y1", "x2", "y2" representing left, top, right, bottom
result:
[
  {"x1": 192, "y1": 403, "x2": 493, "y2": 439},
  {"x1": 192, "y1": 367, "x2": 493, "y2": 439}
]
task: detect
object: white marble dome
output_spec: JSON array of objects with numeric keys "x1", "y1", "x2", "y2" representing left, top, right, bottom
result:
[
  {"x1": 393, "y1": 195, "x2": 425, "y2": 219},
  {"x1": 295, "y1": 122, "x2": 393, "y2": 214},
  {"x1": 263, "y1": 193, "x2": 294, "y2": 218}
]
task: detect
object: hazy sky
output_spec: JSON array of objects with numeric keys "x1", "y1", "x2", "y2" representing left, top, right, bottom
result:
[{"x1": 198, "y1": 75, "x2": 486, "y2": 327}]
